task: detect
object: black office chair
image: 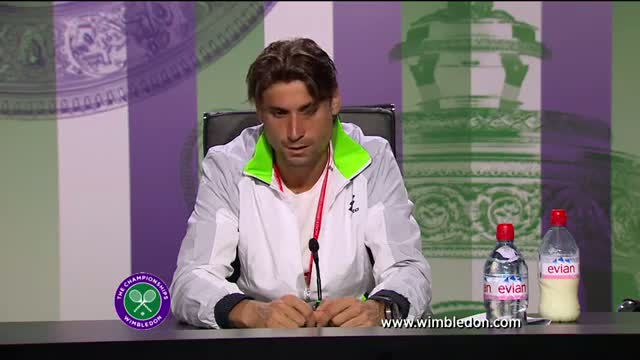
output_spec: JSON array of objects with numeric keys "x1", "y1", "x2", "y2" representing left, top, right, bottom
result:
[{"x1": 202, "y1": 104, "x2": 398, "y2": 159}]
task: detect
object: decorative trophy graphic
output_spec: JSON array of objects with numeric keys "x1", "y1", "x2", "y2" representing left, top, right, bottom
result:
[{"x1": 392, "y1": 2, "x2": 634, "y2": 317}]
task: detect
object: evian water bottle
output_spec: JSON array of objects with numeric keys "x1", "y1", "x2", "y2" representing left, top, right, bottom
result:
[
  {"x1": 484, "y1": 223, "x2": 528, "y2": 323},
  {"x1": 539, "y1": 209, "x2": 580, "y2": 322}
]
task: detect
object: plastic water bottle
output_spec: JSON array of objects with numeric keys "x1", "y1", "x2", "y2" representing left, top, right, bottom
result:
[
  {"x1": 538, "y1": 209, "x2": 580, "y2": 322},
  {"x1": 483, "y1": 223, "x2": 528, "y2": 323}
]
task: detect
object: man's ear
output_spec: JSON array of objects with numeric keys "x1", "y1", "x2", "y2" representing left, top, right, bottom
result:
[
  {"x1": 330, "y1": 89, "x2": 342, "y2": 116},
  {"x1": 255, "y1": 105, "x2": 264, "y2": 124}
]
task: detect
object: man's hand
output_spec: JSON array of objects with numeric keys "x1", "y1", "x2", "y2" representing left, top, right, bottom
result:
[
  {"x1": 313, "y1": 297, "x2": 384, "y2": 327},
  {"x1": 229, "y1": 295, "x2": 316, "y2": 328}
]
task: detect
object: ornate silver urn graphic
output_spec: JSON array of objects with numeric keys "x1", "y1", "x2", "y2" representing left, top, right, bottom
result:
[
  {"x1": 395, "y1": 1, "x2": 545, "y2": 259},
  {"x1": 394, "y1": 1, "x2": 637, "y2": 317}
]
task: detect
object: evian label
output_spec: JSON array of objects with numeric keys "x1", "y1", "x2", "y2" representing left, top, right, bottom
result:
[
  {"x1": 483, "y1": 274, "x2": 528, "y2": 301},
  {"x1": 540, "y1": 256, "x2": 580, "y2": 279}
]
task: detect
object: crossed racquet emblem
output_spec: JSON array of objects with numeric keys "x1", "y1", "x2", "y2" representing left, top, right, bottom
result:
[{"x1": 128, "y1": 289, "x2": 157, "y2": 313}]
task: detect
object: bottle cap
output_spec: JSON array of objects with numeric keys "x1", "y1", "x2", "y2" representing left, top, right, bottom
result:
[
  {"x1": 496, "y1": 224, "x2": 514, "y2": 241},
  {"x1": 551, "y1": 209, "x2": 567, "y2": 226}
]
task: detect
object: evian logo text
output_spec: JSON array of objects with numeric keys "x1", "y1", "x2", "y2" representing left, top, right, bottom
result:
[
  {"x1": 540, "y1": 256, "x2": 580, "y2": 279},
  {"x1": 484, "y1": 274, "x2": 528, "y2": 301}
]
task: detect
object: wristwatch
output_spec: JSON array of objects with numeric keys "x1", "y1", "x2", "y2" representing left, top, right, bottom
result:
[{"x1": 373, "y1": 296, "x2": 401, "y2": 320}]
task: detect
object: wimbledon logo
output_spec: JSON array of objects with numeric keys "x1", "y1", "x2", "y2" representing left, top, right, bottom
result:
[{"x1": 114, "y1": 272, "x2": 171, "y2": 330}]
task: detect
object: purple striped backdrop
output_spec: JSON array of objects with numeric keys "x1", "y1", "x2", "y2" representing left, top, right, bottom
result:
[
  {"x1": 542, "y1": 2, "x2": 612, "y2": 311},
  {"x1": 126, "y1": 2, "x2": 199, "y2": 288},
  {"x1": 333, "y1": 1, "x2": 403, "y2": 169}
]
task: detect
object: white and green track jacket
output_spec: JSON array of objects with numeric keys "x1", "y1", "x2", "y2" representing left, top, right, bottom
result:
[{"x1": 170, "y1": 119, "x2": 432, "y2": 328}]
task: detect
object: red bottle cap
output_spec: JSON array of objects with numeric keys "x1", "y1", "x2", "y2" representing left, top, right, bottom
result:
[
  {"x1": 496, "y1": 224, "x2": 514, "y2": 241},
  {"x1": 551, "y1": 209, "x2": 567, "y2": 226}
]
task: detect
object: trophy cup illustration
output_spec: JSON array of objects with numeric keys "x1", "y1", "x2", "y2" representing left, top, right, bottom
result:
[{"x1": 393, "y1": 2, "x2": 634, "y2": 317}]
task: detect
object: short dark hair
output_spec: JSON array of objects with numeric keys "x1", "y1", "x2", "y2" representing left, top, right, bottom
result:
[{"x1": 246, "y1": 38, "x2": 338, "y2": 106}]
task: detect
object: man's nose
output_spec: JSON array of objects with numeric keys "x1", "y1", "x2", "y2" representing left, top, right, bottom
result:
[{"x1": 287, "y1": 114, "x2": 304, "y2": 142}]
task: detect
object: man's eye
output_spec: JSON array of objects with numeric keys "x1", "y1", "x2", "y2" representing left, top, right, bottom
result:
[
  {"x1": 303, "y1": 107, "x2": 317, "y2": 115},
  {"x1": 272, "y1": 111, "x2": 286, "y2": 117}
]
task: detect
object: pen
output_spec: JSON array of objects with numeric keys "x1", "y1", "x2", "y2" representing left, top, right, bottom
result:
[{"x1": 310, "y1": 293, "x2": 369, "y2": 310}]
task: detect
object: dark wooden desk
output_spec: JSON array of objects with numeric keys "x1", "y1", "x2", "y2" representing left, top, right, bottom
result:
[{"x1": 1, "y1": 312, "x2": 639, "y2": 358}]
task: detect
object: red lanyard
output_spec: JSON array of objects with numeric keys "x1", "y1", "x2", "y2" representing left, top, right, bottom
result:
[{"x1": 274, "y1": 149, "x2": 331, "y2": 289}]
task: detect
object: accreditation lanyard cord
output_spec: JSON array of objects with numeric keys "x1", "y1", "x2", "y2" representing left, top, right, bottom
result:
[{"x1": 273, "y1": 149, "x2": 331, "y2": 292}]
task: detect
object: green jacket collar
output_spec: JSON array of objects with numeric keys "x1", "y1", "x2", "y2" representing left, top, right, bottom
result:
[{"x1": 243, "y1": 117, "x2": 372, "y2": 185}]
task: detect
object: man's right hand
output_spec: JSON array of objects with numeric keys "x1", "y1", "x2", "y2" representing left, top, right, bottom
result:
[{"x1": 228, "y1": 295, "x2": 316, "y2": 328}]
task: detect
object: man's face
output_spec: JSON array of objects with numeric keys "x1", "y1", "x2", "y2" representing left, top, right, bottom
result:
[{"x1": 257, "y1": 80, "x2": 340, "y2": 169}]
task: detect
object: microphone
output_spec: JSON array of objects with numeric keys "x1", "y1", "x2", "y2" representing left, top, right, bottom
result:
[
  {"x1": 618, "y1": 298, "x2": 640, "y2": 312},
  {"x1": 308, "y1": 238, "x2": 322, "y2": 305}
]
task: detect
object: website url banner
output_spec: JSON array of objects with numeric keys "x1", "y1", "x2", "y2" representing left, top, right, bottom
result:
[{"x1": 381, "y1": 316, "x2": 523, "y2": 329}]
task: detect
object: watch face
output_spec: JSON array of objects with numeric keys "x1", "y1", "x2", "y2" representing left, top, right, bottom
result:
[{"x1": 377, "y1": 297, "x2": 400, "y2": 319}]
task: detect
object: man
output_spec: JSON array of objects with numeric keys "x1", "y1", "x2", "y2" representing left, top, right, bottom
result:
[{"x1": 170, "y1": 38, "x2": 432, "y2": 329}]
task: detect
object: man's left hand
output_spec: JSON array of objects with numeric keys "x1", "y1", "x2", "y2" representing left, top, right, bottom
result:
[{"x1": 313, "y1": 297, "x2": 384, "y2": 327}]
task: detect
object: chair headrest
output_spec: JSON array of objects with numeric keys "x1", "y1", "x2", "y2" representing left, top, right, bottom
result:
[{"x1": 202, "y1": 104, "x2": 398, "y2": 158}]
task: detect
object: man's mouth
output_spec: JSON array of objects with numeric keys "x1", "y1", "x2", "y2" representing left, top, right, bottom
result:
[{"x1": 287, "y1": 145, "x2": 308, "y2": 150}]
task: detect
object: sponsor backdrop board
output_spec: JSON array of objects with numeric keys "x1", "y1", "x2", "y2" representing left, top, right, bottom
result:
[{"x1": 1, "y1": 2, "x2": 635, "y2": 321}]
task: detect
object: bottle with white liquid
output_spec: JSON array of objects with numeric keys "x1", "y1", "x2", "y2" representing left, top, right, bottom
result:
[{"x1": 538, "y1": 209, "x2": 581, "y2": 322}]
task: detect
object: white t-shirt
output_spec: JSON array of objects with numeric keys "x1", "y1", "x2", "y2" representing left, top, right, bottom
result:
[{"x1": 282, "y1": 161, "x2": 331, "y2": 275}]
